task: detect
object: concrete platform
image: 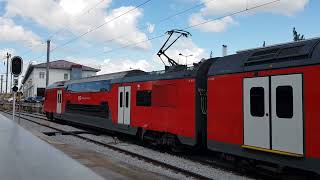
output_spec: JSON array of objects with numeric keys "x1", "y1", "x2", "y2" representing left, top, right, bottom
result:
[
  {"x1": 0, "y1": 113, "x2": 104, "y2": 180},
  {"x1": 0, "y1": 112, "x2": 172, "y2": 180}
]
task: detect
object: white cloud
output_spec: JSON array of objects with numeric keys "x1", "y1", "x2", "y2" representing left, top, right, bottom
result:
[
  {"x1": 59, "y1": 0, "x2": 87, "y2": 16},
  {"x1": 200, "y1": 0, "x2": 309, "y2": 16},
  {"x1": 99, "y1": 58, "x2": 151, "y2": 74},
  {"x1": 0, "y1": 17, "x2": 42, "y2": 48},
  {"x1": 0, "y1": 48, "x2": 16, "y2": 57},
  {"x1": 62, "y1": 56, "x2": 152, "y2": 75},
  {"x1": 160, "y1": 38, "x2": 206, "y2": 66},
  {"x1": 4, "y1": 0, "x2": 151, "y2": 49},
  {"x1": 189, "y1": 14, "x2": 235, "y2": 32},
  {"x1": 51, "y1": 37, "x2": 205, "y2": 76},
  {"x1": 189, "y1": 0, "x2": 309, "y2": 32},
  {"x1": 146, "y1": 22, "x2": 155, "y2": 33}
]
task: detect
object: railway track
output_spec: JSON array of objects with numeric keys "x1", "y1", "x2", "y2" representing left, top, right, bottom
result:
[
  {"x1": 1, "y1": 110, "x2": 213, "y2": 180},
  {"x1": 3, "y1": 110, "x2": 283, "y2": 179}
]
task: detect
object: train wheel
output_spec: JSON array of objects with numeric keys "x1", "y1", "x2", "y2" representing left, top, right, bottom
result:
[
  {"x1": 45, "y1": 112, "x2": 50, "y2": 119},
  {"x1": 48, "y1": 113, "x2": 54, "y2": 121}
]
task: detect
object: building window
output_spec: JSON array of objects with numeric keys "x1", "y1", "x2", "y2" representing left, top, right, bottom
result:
[
  {"x1": 136, "y1": 90, "x2": 152, "y2": 106},
  {"x1": 250, "y1": 87, "x2": 265, "y2": 117},
  {"x1": 276, "y1": 86, "x2": 293, "y2": 118},
  {"x1": 64, "y1": 73, "x2": 68, "y2": 80},
  {"x1": 39, "y1": 72, "x2": 45, "y2": 79}
]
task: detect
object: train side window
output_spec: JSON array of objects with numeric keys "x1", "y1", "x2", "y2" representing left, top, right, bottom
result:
[
  {"x1": 250, "y1": 87, "x2": 265, "y2": 117},
  {"x1": 136, "y1": 90, "x2": 152, "y2": 106},
  {"x1": 276, "y1": 86, "x2": 293, "y2": 118},
  {"x1": 100, "y1": 81, "x2": 110, "y2": 92},
  {"x1": 125, "y1": 92, "x2": 129, "y2": 108},
  {"x1": 67, "y1": 84, "x2": 72, "y2": 92},
  {"x1": 120, "y1": 92, "x2": 123, "y2": 107}
]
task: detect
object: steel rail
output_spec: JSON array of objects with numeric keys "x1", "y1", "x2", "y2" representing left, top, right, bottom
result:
[{"x1": 1, "y1": 110, "x2": 212, "y2": 180}]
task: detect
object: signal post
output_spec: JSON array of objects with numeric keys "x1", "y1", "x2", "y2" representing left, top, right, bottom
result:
[{"x1": 11, "y1": 56, "x2": 23, "y2": 121}]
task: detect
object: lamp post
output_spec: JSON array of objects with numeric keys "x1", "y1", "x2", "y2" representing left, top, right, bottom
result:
[{"x1": 179, "y1": 53, "x2": 193, "y2": 66}]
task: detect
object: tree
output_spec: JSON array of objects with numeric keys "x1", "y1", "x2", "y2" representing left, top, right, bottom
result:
[
  {"x1": 210, "y1": 51, "x2": 213, "y2": 58},
  {"x1": 293, "y1": 27, "x2": 305, "y2": 41}
]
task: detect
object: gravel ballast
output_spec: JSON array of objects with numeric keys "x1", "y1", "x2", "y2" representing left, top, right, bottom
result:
[{"x1": 1, "y1": 111, "x2": 251, "y2": 180}]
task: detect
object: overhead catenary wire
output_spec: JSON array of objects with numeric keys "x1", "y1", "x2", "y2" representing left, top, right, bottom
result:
[
  {"x1": 102, "y1": 0, "x2": 217, "y2": 44},
  {"x1": 87, "y1": 0, "x2": 281, "y2": 60},
  {"x1": 29, "y1": 0, "x2": 213, "y2": 60},
  {"x1": 185, "y1": 0, "x2": 280, "y2": 30},
  {"x1": 47, "y1": 0, "x2": 107, "y2": 40},
  {"x1": 49, "y1": 0, "x2": 152, "y2": 53},
  {"x1": 64, "y1": 0, "x2": 217, "y2": 59},
  {"x1": 30, "y1": 0, "x2": 281, "y2": 65},
  {"x1": 20, "y1": 0, "x2": 107, "y2": 58}
]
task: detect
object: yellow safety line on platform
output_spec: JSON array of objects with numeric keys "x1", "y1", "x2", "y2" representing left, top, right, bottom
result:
[{"x1": 241, "y1": 145, "x2": 304, "y2": 158}]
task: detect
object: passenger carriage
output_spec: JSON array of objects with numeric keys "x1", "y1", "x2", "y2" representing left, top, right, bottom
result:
[
  {"x1": 44, "y1": 64, "x2": 212, "y2": 147},
  {"x1": 206, "y1": 38, "x2": 320, "y2": 174},
  {"x1": 44, "y1": 37, "x2": 320, "y2": 175}
]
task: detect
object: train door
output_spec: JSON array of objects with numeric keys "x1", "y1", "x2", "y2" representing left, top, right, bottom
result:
[
  {"x1": 243, "y1": 74, "x2": 303, "y2": 155},
  {"x1": 56, "y1": 90, "x2": 62, "y2": 114},
  {"x1": 271, "y1": 74, "x2": 303, "y2": 155},
  {"x1": 243, "y1": 77, "x2": 270, "y2": 149},
  {"x1": 117, "y1": 86, "x2": 131, "y2": 125}
]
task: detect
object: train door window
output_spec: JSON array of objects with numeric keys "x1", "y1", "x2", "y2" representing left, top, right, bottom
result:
[
  {"x1": 136, "y1": 90, "x2": 152, "y2": 106},
  {"x1": 250, "y1": 87, "x2": 265, "y2": 117},
  {"x1": 125, "y1": 92, "x2": 129, "y2": 107},
  {"x1": 276, "y1": 86, "x2": 293, "y2": 118},
  {"x1": 120, "y1": 92, "x2": 123, "y2": 107}
]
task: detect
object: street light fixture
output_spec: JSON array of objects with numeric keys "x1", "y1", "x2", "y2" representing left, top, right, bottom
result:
[{"x1": 179, "y1": 53, "x2": 193, "y2": 66}]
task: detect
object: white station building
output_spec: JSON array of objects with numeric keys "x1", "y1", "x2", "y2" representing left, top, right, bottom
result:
[{"x1": 21, "y1": 60, "x2": 100, "y2": 97}]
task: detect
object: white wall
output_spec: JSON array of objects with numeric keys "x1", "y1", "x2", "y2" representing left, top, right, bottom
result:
[{"x1": 22, "y1": 67, "x2": 97, "y2": 97}]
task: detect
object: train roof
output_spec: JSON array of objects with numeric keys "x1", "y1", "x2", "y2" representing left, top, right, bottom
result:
[
  {"x1": 208, "y1": 37, "x2": 320, "y2": 76},
  {"x1": 111, "y1": 66, "x2": 199, "y2": 84},
  {"x1": 64, "y1": 70, "x2": 147, "y2": 85},
  {"x1": 46, "y1": 81, "x2": 66, "y2": 89}
]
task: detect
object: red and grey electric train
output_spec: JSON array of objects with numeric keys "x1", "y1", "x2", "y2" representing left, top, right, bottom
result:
[{"x1": 44, "y1": 38, "x2": 320, "y2": 175}]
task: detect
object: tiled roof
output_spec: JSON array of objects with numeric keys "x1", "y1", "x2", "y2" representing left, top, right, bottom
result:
[{"x1": 34, "y1": 60, "x2": 100, "y2": 71}]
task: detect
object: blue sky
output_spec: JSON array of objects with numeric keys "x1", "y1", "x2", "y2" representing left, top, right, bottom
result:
[{"x1": 0, "y1": 0, "x2": 318, "y2": 77}]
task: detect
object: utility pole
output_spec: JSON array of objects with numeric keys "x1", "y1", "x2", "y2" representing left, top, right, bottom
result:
[
  {"x1": 179, "y1": 53, "x2": 193, "y2": 66},
  {"x1": 0, "y1": 75, "x2": 3, "y2": 93},
  {"x1": 10, "y1": 74, "x2": 13, "y2": 93},
  {"x1": 5, "y1": 52, "x2": 11, "y2": 94},
  {"x1": 46, "y1": 40, "x2": 50, "y2": 87}
]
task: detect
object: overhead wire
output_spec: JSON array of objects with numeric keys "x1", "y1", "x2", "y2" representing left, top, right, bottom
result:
[
  {"x1": 30, "y1": 0, "x2": 212, "y2": 60},
  {"x1": 102, "y1": 0, "x2": 216, "y2": 44},
  {"x1": 47, "y1": 0, "x2": 107, "y2": 40},
  {"x1": 87, "y1": 0, "x2": 281, "y2": 59},
  {"x1": 49, "y1": 0, "x2": 152, "y2": 53},
  {"x1": 185, "y1": 0, "x2": 280, "y2": 30},
  {"x1": 29, "y1": 0, "x2": 281, "y2": 64},
  {"x1": 20, "y1": 0, "x2": 107, "y2": 58}
]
